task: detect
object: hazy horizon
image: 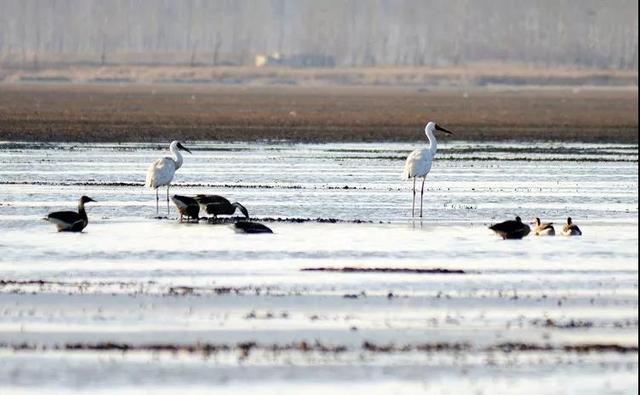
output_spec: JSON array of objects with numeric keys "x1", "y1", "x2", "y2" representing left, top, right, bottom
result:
[{"x1": 0, "y1": 0, "x2": 637, "y2": 69}]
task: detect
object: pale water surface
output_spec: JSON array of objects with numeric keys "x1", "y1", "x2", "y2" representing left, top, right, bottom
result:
[{"x1": 0, "y1": 141, "x2": 637, "y2": 394}]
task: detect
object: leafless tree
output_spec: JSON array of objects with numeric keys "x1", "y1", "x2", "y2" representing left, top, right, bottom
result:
[{"x1": 0, "y1": 0, "x2": 636, "y2": 69}]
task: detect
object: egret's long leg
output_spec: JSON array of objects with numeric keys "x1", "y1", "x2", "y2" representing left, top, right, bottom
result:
[
  {"x1": 155, "y1": 189, "x2": 159, "y2": 215},
  {"x1": 420, "y1": 177, "x2": 426, "y2": 218},
  {"x1": 166, "y1": 184, "x2": 170, "y2": 216},
  {"x1": 412, "y1": 177, "x2": 416, "y2": 218}
]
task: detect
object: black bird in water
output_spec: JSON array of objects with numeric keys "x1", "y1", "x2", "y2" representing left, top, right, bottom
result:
[
  {"x1": 489, "y1": 216, "x2": 531, "y2": 239},
  {"x1": 194, "y1": 195, "x2": 249, "y2": 219},
  {"x1": 44, "y1": 196, "x2": 96, "y2": 232},
  {"x1": 171, "y1": 195, "x2": 200, "y2": 222},
  {"x1": 561, "y1": 217, "x2": 582, "y2": 236},
  {"x1": 233, "y1": 221, "x2": 273, "y2": 234}
]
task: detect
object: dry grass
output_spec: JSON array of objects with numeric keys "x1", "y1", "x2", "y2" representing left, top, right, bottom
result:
[
  {"x1": 2, "y1": 64, "x2": 638, "y2": 86},
  {"x1": 0, "y1": 83, "x2": 637, "y2": 143}
]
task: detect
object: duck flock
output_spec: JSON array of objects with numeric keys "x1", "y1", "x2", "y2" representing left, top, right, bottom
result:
[
  {"x1": 44, "y1": 122, "x2": 583, "y2": 239},
  {"x1": 489, "y1": 216, "x2": 582, "y2": 240}
]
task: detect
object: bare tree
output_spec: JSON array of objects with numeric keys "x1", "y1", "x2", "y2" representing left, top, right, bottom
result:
[{"x1": 0, "y1": 0, "x2": 636, "y2": 69}]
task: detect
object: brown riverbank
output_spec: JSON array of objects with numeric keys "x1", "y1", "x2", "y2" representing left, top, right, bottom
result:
[{"x1": 0, "y1": 83, "x2": 637, "y2": 143}]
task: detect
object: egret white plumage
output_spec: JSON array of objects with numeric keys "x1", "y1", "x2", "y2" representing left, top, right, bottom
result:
[
  {"x1": 145, "y1": 140, "x2": 192, "y2": 216},
  {"x1": 402, "y1": 121, "x2": 453, "y2": 218}
]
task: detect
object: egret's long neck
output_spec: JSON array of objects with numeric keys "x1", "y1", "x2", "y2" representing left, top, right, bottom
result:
[
  {"x1": 171, "y1": 145, "x2": 184, "y2": 170},
  {"x1": 426, "y1": 128, "x2": 437, "y2": 155}
]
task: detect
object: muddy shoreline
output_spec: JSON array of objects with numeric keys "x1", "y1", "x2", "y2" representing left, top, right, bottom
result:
[
  {"x1": 1, "y1": 341, "x2": 636, "y2": 355},
  {"x1": 0, "y1": 84, "x2": 637, "y2": 143}
]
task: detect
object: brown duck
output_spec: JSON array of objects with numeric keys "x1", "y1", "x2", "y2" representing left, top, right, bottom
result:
[
  {"x1": 561, "y1": 217, "x2": 582, "y2": 236},
  {"x1": 532, "y1": 217, "x2": 555, "y2": 236}
]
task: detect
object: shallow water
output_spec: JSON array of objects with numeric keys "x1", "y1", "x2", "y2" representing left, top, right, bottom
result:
[{"x1": 0, "y1": 141, "x2": 638, "y2": 394}]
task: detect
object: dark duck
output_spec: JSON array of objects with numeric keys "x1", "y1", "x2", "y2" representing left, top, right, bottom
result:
[
  {"x1": 44, "y1": 196, "x2": 96, "y2": 232},
  {"x1": 489, "y1": 216, "x2": 531, "y2": 240},
  {"x1": 171, "y1": 195, "x2": 200, "y2": 222},
  {"x1": 561, "y1": 217, "x2": 582, "y2": 236},
  {"x1": 233, "y1": 221, "x2": 273, "y2": 234},
  {"x1": 194, "y1": 195, "x2": 249, "y2": 219}
]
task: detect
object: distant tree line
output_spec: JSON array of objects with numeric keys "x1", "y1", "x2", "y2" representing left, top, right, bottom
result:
[{"x1": 0, "y1": 0, "x2": 637, "y2": 69}]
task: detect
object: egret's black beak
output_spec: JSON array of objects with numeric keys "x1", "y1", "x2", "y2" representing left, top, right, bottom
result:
[
  {"x1": 435, "y1": 124, "x2": 454, "y2": 134},
  {"x1": 177, "y1": 142, "x2": 192, "y2": 154}
]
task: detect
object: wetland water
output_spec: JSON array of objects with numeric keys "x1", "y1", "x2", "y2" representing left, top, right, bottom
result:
[{"x1": 0, "y1": 141, "x2": 638, "y2": 394}]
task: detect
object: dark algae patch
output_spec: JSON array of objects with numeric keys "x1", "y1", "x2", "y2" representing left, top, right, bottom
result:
[
  {"x1": 362, "y1": 156, "x2": 637, "y2": 163},
  {"x1": 0, "y1": 180, "x2": 375, "y2": 191},
  {"x1": 301, "y1": 267, "x2": 466, "y2": 274},
  {"x1": 1, "y1": 341, "x2": 635, "y2": 355},
  {"x1": 208, "y1": 217, "x2": 386, "y2": 224}
]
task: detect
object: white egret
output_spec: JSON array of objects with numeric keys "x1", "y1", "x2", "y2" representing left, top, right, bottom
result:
[
  {"x1": 561, "y1": 217, "x2": 582, "y2": 236},
  {"x1": 145, "y1": 141, "x2": 192, "y2": 216},
  {"x1": 402, "y1": 121, "x2": 453, "y2": 218},
  {"x1": 532, "y1": 217, "x2": 555, "y2": 236},
  {"x1": 44, "y1": 196, "x2": 96, "y2": 232}
]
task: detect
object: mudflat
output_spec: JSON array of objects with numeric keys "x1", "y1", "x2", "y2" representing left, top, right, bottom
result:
[{"x1": 0, "y1": 83, "x2": 637, "y2": 142}]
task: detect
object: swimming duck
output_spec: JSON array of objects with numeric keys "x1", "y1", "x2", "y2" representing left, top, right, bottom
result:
[
  {"x1": 233, "y1": 221, "x2": 273, "y2": 234},
  {"x1": 532, "y1": 217, "x2": 555, "y2": 236},
  {"x1": 44, "y1": 196, "x2": 96, "y2": 232},
  {"x1": 171, "y1": 195, "x2": 200, "y2": 222},
  {"x1": 194, "y1": 195, "x2": 249, "y2": 219},
  {"x1": 489, "y1": 216, "x2": 531, "y2": 239},
  {"x1": 561, "y1": 217, "x2": 582, "y2": 236}
]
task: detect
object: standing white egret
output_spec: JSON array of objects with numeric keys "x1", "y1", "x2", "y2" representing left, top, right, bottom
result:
[
  {"x1": 402, "y1": 121, "x2": 453, "y2": 218},
  {"x1": 145, "y1": 140, "x2": 192, "y2": 216}
]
